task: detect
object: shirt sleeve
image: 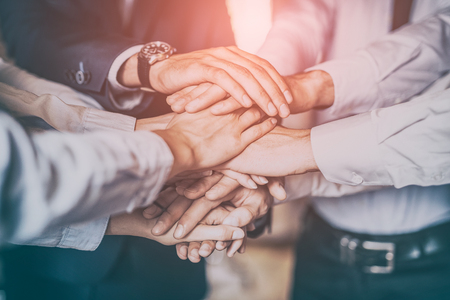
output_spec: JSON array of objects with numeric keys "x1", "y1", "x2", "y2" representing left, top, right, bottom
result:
[
  {"x1": 107, "y1": 45, "x2": 149, "y2": 111},
  {"x1": 256, "y1": 0, "x2": 336, "y2": 75},
  {"x1": 311, "y1": 88, "x2": 450, "y2": 188},
  {"x1": 0, "y1": 82, "x2": 137, "y2": 133},
  {"x1": 0, "y1": 112, "x2": 173, "y2": 244},
  {"x1": 11, "y1": 217, "x2": 109, "y2": 251},
  {"x1": 308, "y1": 7, "x2": 450, "y2": 118}
]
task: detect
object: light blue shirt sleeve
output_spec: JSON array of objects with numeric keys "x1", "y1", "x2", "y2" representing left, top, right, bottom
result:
[{"x1": 0, "y1": 111, "x2": 173, "y2": 246}]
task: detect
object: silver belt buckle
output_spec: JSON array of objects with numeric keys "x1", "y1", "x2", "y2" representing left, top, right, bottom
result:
[{"x1": 362, "y1": 241, "x2": 395, "y2": 274}]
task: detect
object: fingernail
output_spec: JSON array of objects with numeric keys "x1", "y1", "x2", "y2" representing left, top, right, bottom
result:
[
  {"x1": 267, "y1": 102, "x2": 277, "y2": 115},
  {"x1": 216, "y1": 241, "x2": 225, "y2": 250},
  {"x1": 175, "y1": 186, "x2": 186, "y2": 195},
  {"x1": 259, "y1": 176, "x2": 269, "y2": 184},
  {"x1": 200, "y1": 170, "x2": 213, "y2": 176},
  {"x1": 185, "y1": 98, "x2": 200, "y2": 111},
  {"x1": 199, "y1": 245, "x2": 211, "y2": 256},
  {"x1": 242, "y1": 94, "x2": 253, "y2": 107},
  {"x1": 271, "y1": 118, "x2": 277, "y2": 125},
  {"x1": 143, "y1": 206, "x2": 158, "y2": 218},
  {"x1": 223, "y1": 216, "x2": 240, "y2": 227},
  {"x1": 180, "y1": 246, "x2": 188, "y2": 257},
  {"x1": 205, "y1": 188, "x2": 219, "y2": 200},
  {"x1": 284, "y1": 90, "x2": 293, "y2": 104},
  {"x1": 280, "y1": 103, "x2": 290, "y2": 118},
  {"x1": 174, "y1": 224, "x2": 185, "y2": 239},
  {"x1": 211, "y1": 102, "x2": 224, "y2": 114},
  {"x1": 232, "y1": 230, "x2": 245, "y2": 239},
  {"x1": 191, "y1": 248, "x2": 199, "y2": 257},
  {"x1": 152, "y1": 221, "x2": 164, "y2": 235},
  {"x1": 248, "y1": 179, "x2": 257, "y2": 189},
  {"x1": 166, "y1": 96, "x2": 178, "y2": 105}
]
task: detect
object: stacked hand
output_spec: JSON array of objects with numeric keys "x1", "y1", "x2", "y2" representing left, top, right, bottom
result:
[{"x1": 126, "y1": 48, "x2": 337, "y2": 261}]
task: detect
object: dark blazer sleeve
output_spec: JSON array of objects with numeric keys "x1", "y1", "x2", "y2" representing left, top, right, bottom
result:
[{"x1": 0, "y1": 0, "x2": 152, "y2": 115}]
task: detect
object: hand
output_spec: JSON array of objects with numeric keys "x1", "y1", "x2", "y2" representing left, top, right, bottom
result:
[
  {"x1": 154, "y1": 107, "x2": 277, "y2": 177},
  {"x1": 144, "y1": 185, "x2": 272, "y2": 241},
  {"x1": 118, "y1": 46, "x2": 293, "y2": 118},
  {"x1": 105, "y1": 205, "x2": 245, "y2": 247},
  {"x1": 134, "y1": 113, "x2": 176, "y2": 131},
  {"x1": 166, "y1": 70, "x2": 335, "y2": 117},
  {"x1": 221, "y1": 126, "x2": 319, "y2": 177},
  {"x1": 175, "y1": 172, "x2": 286, "y2": 201}
]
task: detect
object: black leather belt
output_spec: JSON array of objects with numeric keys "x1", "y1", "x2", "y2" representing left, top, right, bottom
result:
[{"x1": 304, "y1": 208, "x2": 450, "y2": 274}]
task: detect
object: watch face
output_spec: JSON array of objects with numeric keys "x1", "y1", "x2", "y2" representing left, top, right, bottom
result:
[{"x1": 142, "y1": 43, "x2": 171, "y2": 55}]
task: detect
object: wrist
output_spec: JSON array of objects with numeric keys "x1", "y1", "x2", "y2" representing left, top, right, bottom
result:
[
  {"x1": 154, "y1": 129, "x2": 194, "y2": 178},
  {"x1": 285, "y1": 70, "x2": 334, "y2": 113},
  {"x1": 117, "y1": 54, "x2": 141, "y2": 88},
  {"x1": 293, "y1": 129, "x2": 319, "y2": 174}
]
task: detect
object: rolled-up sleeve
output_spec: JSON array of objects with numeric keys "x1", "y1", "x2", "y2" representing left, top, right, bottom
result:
[{"x1": 311, "y1": 88, "x2": 450, "y2": 188}]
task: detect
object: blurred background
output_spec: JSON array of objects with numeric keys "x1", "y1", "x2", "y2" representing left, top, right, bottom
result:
[{"x1": 0, "y1": 1, "x2": 309, "y2": 299}]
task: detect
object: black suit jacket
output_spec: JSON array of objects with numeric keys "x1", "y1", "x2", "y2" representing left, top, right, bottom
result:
[
  {"x1": 0, "y1": 0, "x2": 234, "y2": 292},
  {"x1": 0, "y1": 0, "x2": 234, "y2": 116}
]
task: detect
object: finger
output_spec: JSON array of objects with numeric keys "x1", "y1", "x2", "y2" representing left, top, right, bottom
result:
[
  {"x1": 183, "y1": 224, "x2": 245, "y2": 242},
  {"x1": 210, "y1": 98, "x2": 242, "y2": 115},
  {"x1": 222, "y1": 206, "x2": 256, "y2": 228},
  {"x1": 185, "y1": 84, "x2": 229, "y2": 113},
  {"x1": 188, "y1": 242, "x2": 202, "y2": 263},
  {"x1": 228, "y1": 46, "x2": 293, "y2": 107},
  {"x1": 220, "y1": 170, "x2": 258, "y2": 190},
  {"x1": 205, "y1": 176, "x2": 240, "y2": 201},
  {"x1": 165, "y1": 170, "x2": 213, "y2": 186},
  {"x1": 183, "y1": 172, "x2": 224, "y2": 200},
  {"x1": 216, "y1": 241, "x2": 231, "y2": 251},
  {"x1": 152, "y1": 195, "x2": 193, "y2": 236},
  {"x1": 170, "y1": 83, "x2": 213, "y2": 113},
  {"x1": 241, "y1": 117, "x2": 277, "y2": 146},
  {"x1": 175, "y1": 179, "x2": 196, "y2": 196},
  {"x1": 198, "y1": 241, "x2": 216, "y2": 258},
  {"x1": 250, "y1": 174, "x2": 269, "y2": 185},
  {"x1": 143, "y1": 187, "x2": 178, "y2": 219},
  {"x1": 176, "y1": 243, "x2": 189, "y2": 260},
  {"x1": 167, "y1": 85, "x2": 198, "y2": 105},
  {"x1": 268, "y1": 177, "x2": 287, "y2": 201},
  {"x1": 174, "y1": 196, "x2": 221, "y2": 239},
  {"x1": 227, "y1": 236, "x2": 244, "y2": 258},
  {"x1": 238, "y1": 229, "x2": 248, "y2": 254},
  {"x1": 209, "y1": 47, "x2": 288, "y2": 117},
  {"x1": 247, "y1": 222, "x2": 256, "y2": 232}
]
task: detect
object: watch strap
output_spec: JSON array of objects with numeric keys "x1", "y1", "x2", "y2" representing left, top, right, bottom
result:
[{"x1": 137, "y1": 53, "x2": 156, "y2": 92}]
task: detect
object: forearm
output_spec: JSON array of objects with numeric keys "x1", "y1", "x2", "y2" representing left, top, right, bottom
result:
[
  {"x1": 0, "y1": 113, "x2": 172, "y2": 242},
  {"x1": 311, "y1": 88, "x2": 450, "y2": 188},
  {"x1": 308, "y1": 7, "x2": 450, "y2": 118}
]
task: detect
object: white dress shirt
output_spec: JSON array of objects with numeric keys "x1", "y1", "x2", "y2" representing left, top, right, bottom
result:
[
  {"x1": 0, "y1": 64, "x2": 173, "y2": 247},
  {"x1": 259, "y1": 0, "x2": 450, "y2": 234}
]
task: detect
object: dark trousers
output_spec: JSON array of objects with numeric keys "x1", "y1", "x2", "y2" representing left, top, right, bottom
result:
[
  {"x1": 291, "y1": 208, "x2": 450, "y2": 300},
  {"x1": 2, "y1": 237, "x2": 207, "y2": 300}
]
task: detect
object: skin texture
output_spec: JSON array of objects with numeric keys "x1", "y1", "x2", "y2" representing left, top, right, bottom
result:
[
  {"x1": 117, "y1": 46, "x2": 293, "y2": 118},
  {"x1": 106, "y1": 206, "x2": 245, "y2": 246},
  {"x1": 167, "y1": 70, "x2": 334, "y2": 116},
  {"x1": 153, "y1": 107, "x2": 277, "y2": 178}
]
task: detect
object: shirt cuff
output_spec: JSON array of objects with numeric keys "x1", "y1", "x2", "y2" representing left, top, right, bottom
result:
[
  {"x1": 311, "y1": 112, "x2": 391, "y2": 186},
  {"x1": 307, "y1": 53, "x2": 378, "y2": 118},
  {"x1": 57, "y1": 217, "x2": 110, "y2": 251},
  {"x1": 107, "y1": 45, "x2": 148, "y2": 111},
  {"x1": 83, "y1": 108, "x2": 136, "y2": 133}
]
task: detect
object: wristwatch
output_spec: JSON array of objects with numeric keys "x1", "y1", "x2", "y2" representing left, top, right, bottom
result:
[{"x1": 137, "y1": 41, "x2": 176, "y2": 92}]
